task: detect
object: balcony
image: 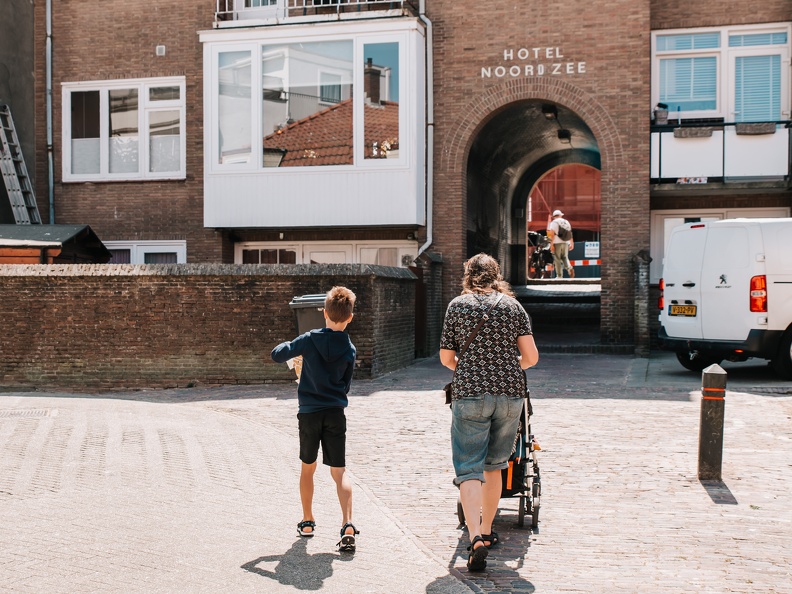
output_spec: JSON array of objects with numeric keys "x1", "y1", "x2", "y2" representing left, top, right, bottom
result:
[
  {"x1": 650, "y1": 120, "x2": 791, "y2": 189},
  {"x1": 214, "y1": 0, "x2": 419, "y2": 27}
]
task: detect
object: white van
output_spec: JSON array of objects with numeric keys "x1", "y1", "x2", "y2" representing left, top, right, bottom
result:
[{"x1": 658, "y1": 218, "x2": 792, "y2": 378}]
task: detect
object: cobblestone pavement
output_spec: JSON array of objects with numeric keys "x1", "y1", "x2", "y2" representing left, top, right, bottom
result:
[{"x1": 1, "y1": 351, "x2": 791, "y2": 593}]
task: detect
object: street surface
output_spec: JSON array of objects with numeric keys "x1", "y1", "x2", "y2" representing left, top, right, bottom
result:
[{"x1": 1, "y1": 352, "x2": 790, "y2": 593}]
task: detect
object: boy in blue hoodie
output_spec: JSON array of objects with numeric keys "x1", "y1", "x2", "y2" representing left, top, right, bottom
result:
[{"x1": 271, "y1": 286, "x2": 359, "y2": 552}]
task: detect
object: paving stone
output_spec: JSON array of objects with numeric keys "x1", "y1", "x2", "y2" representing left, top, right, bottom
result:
[{"x1": 0, "y1": 352, "x2": 790, "y2": 592}]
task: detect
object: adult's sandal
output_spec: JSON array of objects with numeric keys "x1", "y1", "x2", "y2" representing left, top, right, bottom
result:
[{"x1": 466, "y1": 535, "x2": 488, "y2": 571}]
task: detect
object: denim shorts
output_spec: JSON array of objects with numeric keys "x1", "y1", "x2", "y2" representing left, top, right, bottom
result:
[{"x1": 451, "y1": 394, "x2": 523, "y2": 485}]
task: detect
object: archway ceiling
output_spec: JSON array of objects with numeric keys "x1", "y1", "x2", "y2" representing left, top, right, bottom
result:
[{"x1": 468, "y1": 101, "x2": 599, "y2": 181}]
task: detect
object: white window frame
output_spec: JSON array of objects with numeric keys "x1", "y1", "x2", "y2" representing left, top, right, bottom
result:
[
  {"x1": 207, "y1": 29, "x2": 408, "y2": 172},
  {"x1": 651, "y1": 23, "x2": 791, "y2": 122},
  {"x1": 62, "y1": 77, "x2": 186, "y2": 182},
  {"x1": 239, "y1": 244, "x2": 301, "y2": 263},
  {"x1": 234, "y1": 240, "x2": 417, "y2": 267},
  {"x1": 650, "y1": 207, "x2": 790, "y2": 283},
  {"x1": 104, "y1": 240, "x2": 187, "y2": 264}
]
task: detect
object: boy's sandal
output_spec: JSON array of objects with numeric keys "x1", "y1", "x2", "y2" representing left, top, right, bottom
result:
[
  {"x1": 297, "y1": 520, "x2": 316, "y2": 537},
  {"x1": 482, "y1": 531, "x2": 500, "y2": 548},
  {"x1": 466, "y1": 535, "x2": 489, "y2": 572},
  {"x1": 336, "y1": 522, "x2": 359, "y2": 552}
]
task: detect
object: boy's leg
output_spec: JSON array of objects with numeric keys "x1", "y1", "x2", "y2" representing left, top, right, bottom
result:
[
  {"x1": 300, "y1": 461, "x2": 317, "y2": 533},
  {"x1": 330, "y1": 466, "x2": 353, "y2": 532},
  {"x1": 298, "y1": 411, "x2": 322, "y2": 534}
]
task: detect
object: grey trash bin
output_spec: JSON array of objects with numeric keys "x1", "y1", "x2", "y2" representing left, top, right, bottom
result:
[{"x1": 289, "y1": 294, "x2": 326, "y2": 335}]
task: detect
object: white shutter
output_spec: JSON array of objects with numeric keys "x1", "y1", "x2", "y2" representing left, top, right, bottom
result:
[{"x1": 734, "y1": 54, "x2": 781, "y2": 122}]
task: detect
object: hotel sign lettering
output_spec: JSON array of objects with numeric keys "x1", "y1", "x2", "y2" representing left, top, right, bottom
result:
[{"x1": 481, "y1": 48, "x2": 586, "y2": 78}]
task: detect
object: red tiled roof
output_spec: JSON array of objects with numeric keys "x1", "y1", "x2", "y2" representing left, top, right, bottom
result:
[{"x1": 263, "y1": 99, "x2": 399, "y2": 166}]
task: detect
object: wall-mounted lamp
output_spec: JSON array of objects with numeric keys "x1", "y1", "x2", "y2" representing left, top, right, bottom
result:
[
  {"x1": 557, "y1": 129, "x2": 572, "y2": 141},
  {"x1": 542, "y1": 104, "x2": 558, "y2": 120},
  {"x1": 407, "y1": 232, "x2": 416, "y2": 240}
]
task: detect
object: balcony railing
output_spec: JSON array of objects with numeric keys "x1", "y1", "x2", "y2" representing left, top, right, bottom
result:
[
  {"x1": 650, "y1": 120, "x2": 791, "y2": 183},
  {"x1": 215, "y1": 0, "x2": 419, "y2": 25}
]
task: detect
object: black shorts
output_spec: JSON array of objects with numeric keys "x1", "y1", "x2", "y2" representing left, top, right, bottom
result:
[{"x1": 298, "y1": 408, "x2": 347, "y2": 467}]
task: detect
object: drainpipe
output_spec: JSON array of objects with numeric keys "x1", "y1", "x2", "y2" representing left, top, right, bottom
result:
[
  {"x1": 46, "y1": 0, "x2": 55, "y2": 223},
  {"x1": 417, "y1": 0, "x2": 433, "y2": 258}
]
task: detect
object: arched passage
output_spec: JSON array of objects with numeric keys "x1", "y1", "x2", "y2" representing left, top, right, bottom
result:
[
  {"x1": 438, "y1": 77, "x2": 640, "y2": 346},
  {"x1": 466, "y1": 100, "x2": 601, "y2": 284}
]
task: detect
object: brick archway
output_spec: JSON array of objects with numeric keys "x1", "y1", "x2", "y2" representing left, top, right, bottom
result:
[
  {"x1": 439, "y1": 77, "x2": 622, "y2": 173},
  {"x1": 435, "y1": 77, "x2": 640, "y2": 347}
]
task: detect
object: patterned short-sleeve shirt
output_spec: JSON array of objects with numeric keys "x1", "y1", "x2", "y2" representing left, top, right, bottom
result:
[{"x1": 439, "y1": 292, "x2": 533, "y2": 400}]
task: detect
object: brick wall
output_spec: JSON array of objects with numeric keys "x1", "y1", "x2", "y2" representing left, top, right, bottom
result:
[
  {"x1": 651, "y1": 1, "x2": 792, "y2": 29},
  {"x1": 0, "y1": 264, "x2": 415, "y2": 391},
  {"x1": 32, "y1": 0, "x2": 221, "y2": 261},
  {"x1": 428, "y1": 0, "x2": 652, "y2": 345}
]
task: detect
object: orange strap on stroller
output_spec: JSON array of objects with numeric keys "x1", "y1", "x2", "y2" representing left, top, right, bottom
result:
[{"x1": 506, "y1": 460, "x2": 514, "y2": 490}]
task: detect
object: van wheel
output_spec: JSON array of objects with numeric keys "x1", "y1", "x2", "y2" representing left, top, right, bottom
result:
[
  {"x1": 675, "y1": 350, "x2": 721, "y2": 372},
  {"x1": 771, "y1": 330, "x2": 792, "y2": 380}
]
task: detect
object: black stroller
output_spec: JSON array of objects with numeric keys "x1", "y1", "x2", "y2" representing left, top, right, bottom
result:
[
  {"x1": 457, "y1": 395, "x2": 541, "y2": 529},
  {"x1": 527, "y1": 231, "x2": 554, "y2": 279}
]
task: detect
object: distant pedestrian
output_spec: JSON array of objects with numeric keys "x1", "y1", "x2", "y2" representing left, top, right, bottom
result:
[
  {"x1": 271, "y1": 286, "x2": 359, "y2": 552},
  {"x1": 548, "y1": 209, "x2": 575, "y2": 279},
  {"x1": 439, "y1": 254, "x2": 539, "y2": 571}
]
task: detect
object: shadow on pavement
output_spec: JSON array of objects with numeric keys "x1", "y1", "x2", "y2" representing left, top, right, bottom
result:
[
  {"x1": 241, "y1": 538, "x2": 338, "y2": 590},
  {"x1": 700, "y1": 480, "x2": 739, "y2": 505},
  {"x1": 449, "y1": 531, "x2": 537, "y2": 593}
]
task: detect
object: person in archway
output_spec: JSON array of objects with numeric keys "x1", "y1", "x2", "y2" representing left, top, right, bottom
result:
[{"x1": 547, "y1": 209, "x2": 575, "y2": 279}]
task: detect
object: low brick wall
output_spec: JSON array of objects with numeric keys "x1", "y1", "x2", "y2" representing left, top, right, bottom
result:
[{"x1": 0, "y1": 264, "x2": 416, "y2": 391}]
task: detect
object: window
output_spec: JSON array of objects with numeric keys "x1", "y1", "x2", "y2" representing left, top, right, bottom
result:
[
  {"x1": 210, "y1": 33, "x2": 405, "y2": 170},
  {"x1": 242, "y1": 247, "x2": 298, "y2": 263},
  {"x1": 234, "y1": 241, "x2": 415, "y2": 266},
  {"x1": 319, "y1": 72, "x2": 343, "y2": 104},
  {"x1": 363, "y1": 42, "x2": 400, "y2": 160},
  {"x1": 652, "y1": 24, "x2": 790, "y2": 122},
  {"x1": 62, "y1": 77, "x2": 185, "y2": 181},
  {"x1": 260, "y1": 40, "x2": 354, "y2": 168},
  {"x1": 104, "y1": 241, "x2": 187, "y2": 264}
]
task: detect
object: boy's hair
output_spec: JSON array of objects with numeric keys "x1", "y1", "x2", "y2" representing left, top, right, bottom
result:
[{"x1": 324, "y1": 286, "x2": 356, "y2": 323}]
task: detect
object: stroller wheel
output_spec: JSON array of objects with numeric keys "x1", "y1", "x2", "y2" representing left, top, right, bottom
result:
[
  {"x1": 517, "y1": 495, "x2": 526, "y2": 528},
  {"x1": 531, "y1": 502, "x2": 540, "y2": 529}
]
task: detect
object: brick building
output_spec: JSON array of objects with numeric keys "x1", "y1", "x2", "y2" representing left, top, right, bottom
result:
[{"x1": 18, "y1": 0, "x2": 792, "y2": 351}]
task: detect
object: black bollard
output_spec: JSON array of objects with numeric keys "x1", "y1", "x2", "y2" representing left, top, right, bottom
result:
[{"x1": 698, "y1": 364, "x2": 727, "y2": 480}]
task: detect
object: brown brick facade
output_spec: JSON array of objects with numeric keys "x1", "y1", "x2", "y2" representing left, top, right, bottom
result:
[
  {"x1": 32, "y1": 0, "x2": 221, "y2": 261},
  {"x1": 0, "y1": 264, "x2": 415, "y2": 391},
  {"x1": 24, "y1": 1, "x2": 792, "y2": 358},
  {"x1": 428, "y1": 0, "x2": 651, "y2": 345}
]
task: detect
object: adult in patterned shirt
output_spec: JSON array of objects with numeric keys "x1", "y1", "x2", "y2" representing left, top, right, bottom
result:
[{"x1": 439, "y1": 253, "x2": 539, "y2": 572}]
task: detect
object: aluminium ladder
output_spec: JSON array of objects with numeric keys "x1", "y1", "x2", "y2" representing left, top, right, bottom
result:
[{"x1": 0, "y1": 104, "x2": 41, "y2": 224}]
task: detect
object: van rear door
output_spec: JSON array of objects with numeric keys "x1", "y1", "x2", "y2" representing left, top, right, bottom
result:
[
  {"x1": 761, "y1": 220, "x2": 792, "y2": 332},
  {"x1": 700, "y1": 222, "x2": 759, "y2": 341},
  {"x1": 661, "y1": 223, "x2": 707, "y2": 339}
]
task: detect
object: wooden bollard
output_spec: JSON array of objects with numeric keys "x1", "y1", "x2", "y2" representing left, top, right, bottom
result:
[{"x1": 698, "y1": 364, "x2": 727, "y2": 480}]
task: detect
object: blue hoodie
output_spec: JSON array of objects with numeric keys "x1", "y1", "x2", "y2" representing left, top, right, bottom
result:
[{"x1": 271, "y1": 328, "x2": 356, "y2": 413}]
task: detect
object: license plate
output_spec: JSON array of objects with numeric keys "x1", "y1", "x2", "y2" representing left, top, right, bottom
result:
[{"x1": 669, "y1": 304, "x2": 697, "y2": 317}]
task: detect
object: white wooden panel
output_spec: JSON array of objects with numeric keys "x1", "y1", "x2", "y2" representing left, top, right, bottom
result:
[
  {"x1": 657, "y1": 131, "x2": 724, "y2": 178},
  {"x1": 724, "y1": 127, "x2": 789, "y2": 178},
  {"x1": 204, "y1": 168, "x2": 422, "y2": 227}
]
